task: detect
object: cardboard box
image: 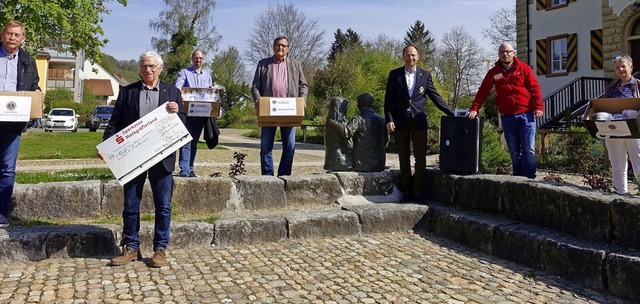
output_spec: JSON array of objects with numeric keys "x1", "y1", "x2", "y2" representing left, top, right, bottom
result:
[
  {"x1": 583, "y1": 98, "x2": 640, "y2": 138},
  {"x1": 0, "y1": 91, "x2": 44, "y2": 119},
  {"x1": 181, "y1": 87, "x2": 220, "y2": 118},
  {"x1": 258, "y1": 97, "x2": 305, "y2": 127}
]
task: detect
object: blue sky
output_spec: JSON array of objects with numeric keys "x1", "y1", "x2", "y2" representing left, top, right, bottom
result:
[{"x1": 101, "y1": 0, "x2": 513, "y2": 62}]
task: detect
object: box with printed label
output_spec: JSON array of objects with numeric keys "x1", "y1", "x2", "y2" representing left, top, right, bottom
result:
[
  {"x1": 257, "y1": 97, "x2": 305, "y2": 127},
  {"x1": 582, "y1": 98, "x2": 640, "y2": 138},
  {"x1": 0, "y1": 91, "x2": 44, "y2": 120},
  {"x1": 181, "y1": 87, "x2": 220, "y2": 118}
]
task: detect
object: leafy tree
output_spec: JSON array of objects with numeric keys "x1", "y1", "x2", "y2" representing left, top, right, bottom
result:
[
  {"x1": 0, "y1": 0, "x2": 127, "y2": 62},
  {"x1": 44, "y1": 87, "x2": 98, "y2": 118},
  {"x1": 161, "y1": 27, "x2": 198, "y2": 84},
  {"x1": 311, "y1": 43, "x2": 399, "y2": 122},
  {"x1": 474, "y1": 91, "x2": 499, "y2": 126},
  {"x1": 44, "y1": 88, "x2": 74, "y2": 113},
  {"x1": 404, "y1": 20, "x2": 435, "y2": 67},
  {"x1": 149, "y1": 0, "x2": 221, "y2": 84},
  {"x1": 210, "y1": 46, "x2": 250, "y2": 112},
  {"x1": 327, "y1": 28, "x2": 362, "y2": 63},
  {"x1": 479, "y1": 120, "x2": 511, "y2": 174},
  {"x1": 246, "y1": 2, "x2": 325, "y2": 77},
  {"x1": 483, "y1": 7, "x2": 517, "y2": 49},
  {"x1": 210, "y1": 46, "x2": 248, "y2": 86},
  {"x1": 434, "y1": 26, "x2": 486, "y2": 111}
]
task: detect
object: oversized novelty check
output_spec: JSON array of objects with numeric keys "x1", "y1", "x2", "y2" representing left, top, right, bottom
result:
[{"x1": 97, "y1": 106, "x2": 192, "y2": 185}]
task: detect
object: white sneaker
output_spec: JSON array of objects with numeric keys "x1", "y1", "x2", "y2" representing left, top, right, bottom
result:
[{"x1": 0, "y1": 214, "x2": 8, "y2": 228}]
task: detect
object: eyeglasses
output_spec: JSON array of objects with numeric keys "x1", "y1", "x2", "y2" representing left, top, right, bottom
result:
[
  {"x1": 274, "y1": 43, "x2": 289, "y2": 48},
  {"x1": 498, "y1": 50, "x2": 515, "y2": 55},
  {"x1": 140, "y1": 64, "x2": 158, "y2": 70}
]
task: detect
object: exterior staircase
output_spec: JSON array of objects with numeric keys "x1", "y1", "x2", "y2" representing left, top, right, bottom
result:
[{"x1": 539, "y1": 76, "x2": 610, "y2": 129}]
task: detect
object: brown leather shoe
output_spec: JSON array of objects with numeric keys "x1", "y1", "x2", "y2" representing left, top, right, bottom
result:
[
  {"x1": 110, "y1": 246, "x2": 141, "y2": 266},
  {"x1": 150, "y1": 249, "x2": 167, "y2": 268}
]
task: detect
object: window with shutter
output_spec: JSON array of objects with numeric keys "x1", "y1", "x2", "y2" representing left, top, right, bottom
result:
[
  {"x1": 543, "y1": 0, "x2": 572, "y2": 10},
  {"x1": 550, "y1": 37, "x2": 568, "y2": 73}
]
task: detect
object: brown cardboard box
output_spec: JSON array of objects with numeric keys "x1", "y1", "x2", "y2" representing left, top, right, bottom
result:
[
  {"x1": 181, "y1": 87, "x2": 220, "y2": 118},
  {"x1": 0, "y1": 91, "x2": 44, "y2": 119},
  {"x1": 257, "y1": 97, "x2": 305, "y2": 127},
  {"x1": 582, "y1": 98, "x2": 640, "y2": 138}
]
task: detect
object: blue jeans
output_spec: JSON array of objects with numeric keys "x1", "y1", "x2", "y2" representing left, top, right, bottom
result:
[
  {"x1": 260, "y1": 126, "x2": 296, "y2": 176},
  {"x1": 501, "y1": 112, "x2": 537, "y2": 178},
  {"x1": 178, "y1": 117, "x2": 206, "y2": 175},
  {"x1": 0, "y1": 132, "x2": 20, "y2": 216},
  {"x1": 121, "y1": 162, "x2": 173, "y2": 251}
]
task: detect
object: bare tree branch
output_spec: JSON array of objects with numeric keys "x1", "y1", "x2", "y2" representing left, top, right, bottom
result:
[
  {"x1": 482, "y1": 7, "x2": 517, "y2": 49},
  {"x1": 246, "y1": 2, "x2": 326, "y2": 75},
  {"x1": 435, "y1": 26, "x2": 487, "y2": 110}
]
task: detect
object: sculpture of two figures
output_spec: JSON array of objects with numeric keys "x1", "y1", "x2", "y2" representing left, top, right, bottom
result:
[{"x1": 324, "y1": 93, "x2": 387, "y2": 172}]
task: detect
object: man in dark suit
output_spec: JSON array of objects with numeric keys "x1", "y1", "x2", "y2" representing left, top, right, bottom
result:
[
  {"x1": 102, "y1": 51, "x2": 186, "y2": 268},
  {"x1": 0, "y1": 20, "x2": 41, "y2": 228},
  {"x1": 384, "y1": 45, "x2": 454, "y2": 203}
]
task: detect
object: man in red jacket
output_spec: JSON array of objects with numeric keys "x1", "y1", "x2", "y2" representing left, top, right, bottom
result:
[{"x1": 468, "y1": 42, "x2": 543, "y2": 179}]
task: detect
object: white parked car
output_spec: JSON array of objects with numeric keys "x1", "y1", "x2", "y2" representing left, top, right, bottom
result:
[{"x1": 44, "y1": 108, "x2": 79, "y2": 132}]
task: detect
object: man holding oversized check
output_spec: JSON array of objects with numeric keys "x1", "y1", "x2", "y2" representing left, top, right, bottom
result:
[{"x1": 98, "y1": 51, "x2": 187, "y2": 268}]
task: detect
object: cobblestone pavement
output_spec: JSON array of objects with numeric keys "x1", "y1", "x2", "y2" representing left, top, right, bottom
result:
[{"x1": 0, "y1": 232, "x2": 630, "y2": 304}]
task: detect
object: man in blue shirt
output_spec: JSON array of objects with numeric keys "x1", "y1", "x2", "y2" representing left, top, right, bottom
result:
[
  {"x1": 175, "y1": 49, "x2": 213, "y2": 177},
  {"x1": 0, "y1": 20, "x2": 41, "y2": 228}
]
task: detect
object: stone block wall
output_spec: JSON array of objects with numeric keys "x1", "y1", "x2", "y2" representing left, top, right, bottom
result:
[
  {"x1": 424, "y1": 171, "x2": 637, "y2": 248},
  {"x1": 5, "y1": 169, "x2": 640, "y2": 301}
]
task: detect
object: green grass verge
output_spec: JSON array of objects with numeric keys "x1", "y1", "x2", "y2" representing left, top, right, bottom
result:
[
  {"x1": 19, "y1": 132, "x2": 104, "y2": 160},
  {"x1": 15, "y1": 168, "x2": 114, "y2": 184},
  {"x1": 19, "y1": 131, "x2": 222, "y2": 161}
]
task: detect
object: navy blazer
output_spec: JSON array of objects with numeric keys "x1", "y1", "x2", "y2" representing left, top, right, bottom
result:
[
  {"x1": 104, "y1": 80, "x2": 187, "y2": 172},
  {"x1": 384, "y1": 66, "x2": 454, "y2": 130}
]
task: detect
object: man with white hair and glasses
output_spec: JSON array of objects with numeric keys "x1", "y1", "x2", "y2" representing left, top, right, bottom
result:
[{"x1": 102, "y1": 51, "x2": 186, "y2": 267}]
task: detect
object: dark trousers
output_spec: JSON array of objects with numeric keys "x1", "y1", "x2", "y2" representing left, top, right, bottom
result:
[
  {"x1": 393, "y1": 117, "x2": 427, "y2": 196},
  {"x1": 121, "y1": 162, "x2": 173, "y2": 251}
]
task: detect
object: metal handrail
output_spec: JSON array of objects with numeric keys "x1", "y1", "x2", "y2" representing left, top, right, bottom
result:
[{"x1": 539, "y1": 76, "x2": 610, "y2": 129}]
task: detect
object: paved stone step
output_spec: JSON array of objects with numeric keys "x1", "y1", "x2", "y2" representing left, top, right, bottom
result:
[
  {"x1": 5, "y1": 168, "x2": 640, "y2": 302},
  {"x1": 2, "y1": 201, "x2": 639, "y2": 302}
]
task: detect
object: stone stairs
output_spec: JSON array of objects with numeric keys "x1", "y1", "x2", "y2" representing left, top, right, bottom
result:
[{"x1": 1, "y1": 169, "x2": 640, "y2": 302}]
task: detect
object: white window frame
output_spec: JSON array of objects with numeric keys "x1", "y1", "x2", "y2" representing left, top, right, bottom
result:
[
  {"x1": 550, "y1": 0, "x2": 567, "y2": 7},
  {"x1": 550, "y1": 37, "x2": 567, "y2": 74}
]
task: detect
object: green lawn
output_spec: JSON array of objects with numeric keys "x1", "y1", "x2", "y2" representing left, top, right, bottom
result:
[
  {"x1": 19, "y1": 132, "x2": 103, "y2": 160},
  {"x1": 15, "y1": 131, "x2": 217, "y2": 183},
  {"x1": 15, "y1": 168, "x2": 114, "y2": 184},
  {"x1": 19, "y1": 131, "x2": 214, "y2": 160}
]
